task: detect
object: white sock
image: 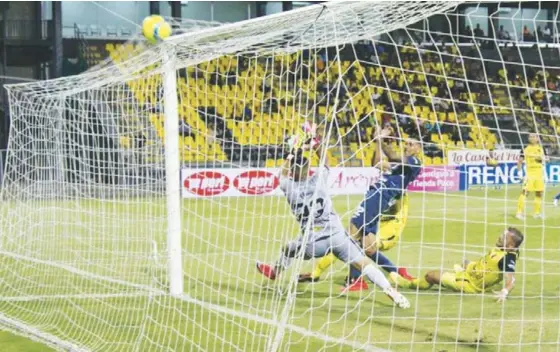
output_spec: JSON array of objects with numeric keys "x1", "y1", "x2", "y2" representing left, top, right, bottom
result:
[{"x1": 362, "y1": 264, "x2": 391, "y2": 291}]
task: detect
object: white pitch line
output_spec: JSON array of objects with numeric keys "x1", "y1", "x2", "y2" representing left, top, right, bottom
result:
[
  {"x1": 0, "y1": 313, "x2": 87, "y2": 352},
  {"x1": 0, "y1": 250, "x2": 163, "y2": 294},
  {"x1": 0, "y1": 291, "x2": 159, "y2": 303}
]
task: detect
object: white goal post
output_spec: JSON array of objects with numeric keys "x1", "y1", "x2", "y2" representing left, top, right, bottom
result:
[{"x1": 1, "y1": 1, "x2": 560, "y2": 351}]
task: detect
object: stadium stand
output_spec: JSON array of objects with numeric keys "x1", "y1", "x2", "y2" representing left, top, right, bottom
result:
[
  {"x1": 104, "y1": 40, "x2": 559, "y2": 166},
  {"x1": 107, "y1": 43, "x2": 229, "y2": 164}
]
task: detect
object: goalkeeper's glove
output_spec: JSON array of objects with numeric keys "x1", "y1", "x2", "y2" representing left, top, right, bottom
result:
[
  {"x1": 493, "y1": 288, "x2": 509, "y2": 303},
  {"x1": 286, "y1": 122, "x2": 319, "y2": 153}
]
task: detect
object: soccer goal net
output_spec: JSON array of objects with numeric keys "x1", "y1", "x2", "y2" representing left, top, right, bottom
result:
[{"x1": 1, "y1": 1, "x2": 559, "y2": 351}]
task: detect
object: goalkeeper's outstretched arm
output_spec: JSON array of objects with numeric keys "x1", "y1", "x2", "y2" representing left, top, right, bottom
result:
[
  {"x1": 378, "y1": 127, "x2": 404, "y2": 163},
  {"x1": 372, "y1": 127, "x2": 393, "y2": 170}
]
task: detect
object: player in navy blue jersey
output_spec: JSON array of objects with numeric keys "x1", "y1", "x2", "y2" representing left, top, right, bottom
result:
[{"x1": 344, "y1": 126, "x2": 422, "y2": 291}]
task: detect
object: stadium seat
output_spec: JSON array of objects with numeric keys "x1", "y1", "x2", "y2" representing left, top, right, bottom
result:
[
  {"x1": 423, "y1": 156, "x2": 433, "y2": 165},
  {"x1": 403, "y1": 105, "x2": 413, "y2": 115}
]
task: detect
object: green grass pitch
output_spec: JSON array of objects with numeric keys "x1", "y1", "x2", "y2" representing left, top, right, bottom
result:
[{"x1": 1, "y1": 186, "x2": 559, "y2": 351}]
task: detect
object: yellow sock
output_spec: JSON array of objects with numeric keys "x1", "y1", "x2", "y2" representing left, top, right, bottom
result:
[
  {"x1": 312, "y1": 253, "x2": 337, "y2": 279},
  {"x1": 534, "y1": 195, "x2": 542, "y2": 215},
  {"x1": 409, "y1": 275, "x2": 432, "y2": 290},
  {"x1": 389, "y1": 272, "x2": 412, "y2": 288},
  {"x1": 517, "y1": 194, "x2": 526, "y2": 215}
]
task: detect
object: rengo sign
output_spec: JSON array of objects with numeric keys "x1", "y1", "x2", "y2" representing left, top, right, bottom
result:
[
  {"x1": 183, "y1": 171, "x2": 230, "y2": 196},
  {"x1": 465, "y1": 163, "x2": 560, "y2": 186},
  {"x1": 233, "y1": 170, "x2": 279, "y2": 195}
]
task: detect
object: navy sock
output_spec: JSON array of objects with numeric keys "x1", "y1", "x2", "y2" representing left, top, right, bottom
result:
[
  {"x1": 370, "y1": 251, "x2": 398, "y2": 274},
  {"x1": 555, "y1": 193, "x2": 560, "y2": 200},
  {"x1": 349, "y1": 265, "x2": 362, "y2": 280}
]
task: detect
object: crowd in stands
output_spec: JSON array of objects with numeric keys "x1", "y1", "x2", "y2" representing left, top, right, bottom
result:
[{"x1": 106, "y1": 34, "x2": 559, "y2": 166}]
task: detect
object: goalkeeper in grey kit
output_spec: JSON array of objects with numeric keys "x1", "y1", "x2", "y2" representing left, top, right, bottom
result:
[{"x1": 255, "y1": 123, "x2": 410, "y2": 309}]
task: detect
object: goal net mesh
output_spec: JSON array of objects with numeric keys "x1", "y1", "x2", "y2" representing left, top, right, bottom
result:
[{"x1": 1, "y1": 2, "x2": 559, "y2": 351}]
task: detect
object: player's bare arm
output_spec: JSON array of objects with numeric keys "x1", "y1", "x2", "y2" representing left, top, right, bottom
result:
[{"x1": 495, "y1": 272, "x2": 515, "y2": 303}]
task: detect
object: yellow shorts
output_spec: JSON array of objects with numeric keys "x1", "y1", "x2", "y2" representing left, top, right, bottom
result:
[
  {"x1": 376, "y1": 220, "x2": 404, "y2": 251},
  {"x1": 440, "y1": 271, "x2": 480, "y2": 294},
  {"x1": 523, "y1": 177, "x2": 545, "y2": 192}
]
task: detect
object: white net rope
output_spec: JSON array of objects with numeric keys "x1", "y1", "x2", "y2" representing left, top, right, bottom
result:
[{"x1": 2, "y1": 1, "x2": 560, "y2": 351}]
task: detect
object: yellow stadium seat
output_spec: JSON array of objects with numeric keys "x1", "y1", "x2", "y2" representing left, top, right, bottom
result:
[
  {"x1": 466, "y1": 141, "x2": 475, "y2": 149},
  {"x1": 448, "y1": 112, "x2": 457, "y2": 123},
  {"x1": 265, "y1": 159, "x2": 277, "y2": 168},
  {"x1": 432, "y1": 157, "x2": 443, "y2": 165},
  {"x1": 403, "y1": 105, "x2": 413, "y2": 115}
]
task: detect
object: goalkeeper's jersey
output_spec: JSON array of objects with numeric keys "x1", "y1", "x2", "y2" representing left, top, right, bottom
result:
[
  {"x1": 522, "y1": 144, "x2": 545, "y2": 176},
  {"x1": 465, "y1": 248, "x2": 518, "y2": 291},
  {"x1": 279, "y1": 167, "x2": 343, "y2": 232}
]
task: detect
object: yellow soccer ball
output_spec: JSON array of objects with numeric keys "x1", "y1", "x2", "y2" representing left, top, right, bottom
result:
[{"x1": 142, "y1": 15, "x2": 172, "y2": 43}]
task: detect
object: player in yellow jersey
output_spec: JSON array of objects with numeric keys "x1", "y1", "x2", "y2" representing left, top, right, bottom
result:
[
  {"x1": 516, "y1": 133, "x2": 547, "y2": 220},
  {"x1": 402, "y1": 227, "x2": 523, "y2": 302}
]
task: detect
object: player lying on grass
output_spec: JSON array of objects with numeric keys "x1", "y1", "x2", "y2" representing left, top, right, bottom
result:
[
  {"x1": 517, "y1": 133, "x2": 547, "y2": 220},
  {"x1": 325, "y1": 127, "x2": 421, "y2": 292},
  {"x1": 255, "y1": 125, "x2": 410, "y2": 308},
  {"x1": 400, "y1": 227, "x2": 524, "y2": 302}
]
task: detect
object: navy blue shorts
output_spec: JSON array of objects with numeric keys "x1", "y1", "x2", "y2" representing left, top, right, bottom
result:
[{"x1": 350, "y1": 187, "x2": 392, "y2": 236}]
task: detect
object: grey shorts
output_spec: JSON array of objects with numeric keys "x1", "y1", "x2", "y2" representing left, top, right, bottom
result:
[{"x1": 286, "y1": 227, "x2": 364, "y2": 264}]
